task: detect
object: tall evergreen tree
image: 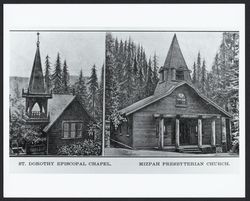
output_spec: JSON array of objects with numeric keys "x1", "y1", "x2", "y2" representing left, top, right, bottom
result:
[
  {"x1": 145, "y1": 58, "x2": 154, "y2": 97},
  {"x1": 88, "y1": 65, "x2": 99, "y2": 118},
  {"x1": 105, "y1": 33, "x2": 124, "y2": 128},
  {"x1": 201, "y1": 59, "x2": 206, "y2": 93},
  {"x1": 52, "y1": 53, "x2": 62, "y2": 94},
  {"x1": 197, "y1": 51, "x2": 201, "y2": 82},
  {"x1": 192, "y1": 62, "x2": 197, "y2": 84},
  {"x1": 44, "y1": 55, "x2": 52, "y2": 93},
  {"x1": 62, "y1": 60, "x2": 70, "y2": 94},
  {"x1": 96, "y1": 64, "x2": 104, "y2": 120},
  {"x1": 75, "y1": 69, "x2": 87, "y2": 107},
  {"x1": 152, "y1": 53, "x2": 159, "y2": 89}
]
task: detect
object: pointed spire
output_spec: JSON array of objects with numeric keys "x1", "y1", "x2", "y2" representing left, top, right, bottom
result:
[
  {"x1": 163, "y1": 34, "x2": 188, "y2": 70},
  {"x1": 37, "y1": 32, "x2": 40, "y2": 47},
  {"x1": 28, "y1": 33, "x2": 45, "y2": 93}
]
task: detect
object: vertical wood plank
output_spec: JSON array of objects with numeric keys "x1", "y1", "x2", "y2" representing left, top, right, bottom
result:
[
  {"x1": 211, "y1": 119, "x2": 216, "y2": 146},
  {"x1": 158, "y1": 118, "x2": 164, "y2": 149},
  {"x1": 221, "y1": 117, "x2": 227, "y2": 143},
  {"x1": 198, "y1": 118, "x2": 202, "y2": 147},
  {"x1": 175, "y1": 118, "x2": 180, "y2": 148}
]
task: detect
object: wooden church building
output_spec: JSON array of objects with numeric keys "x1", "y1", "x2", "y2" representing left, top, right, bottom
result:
[
  {"x1": 112, "y1": 34, "x2": 232, "y2": 153},
  {"x1": 22, "y1": 33, "x2": 92, "y2": 155}
]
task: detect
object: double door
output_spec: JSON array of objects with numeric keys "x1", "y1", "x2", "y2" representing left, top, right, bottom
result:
[{"x1": 163, "y1": 118, "x2": 198, "y2": 146}]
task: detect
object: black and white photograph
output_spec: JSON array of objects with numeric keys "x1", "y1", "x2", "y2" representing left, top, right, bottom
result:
[
  {"x1": 9, "y1": 32, "x2": 105, "y2": 156},
  {"x1": 4, "y1": 4, "x2": 245, "y2": 198},
  {"x1": 105, "y1": 31, "x2": 239, "y2": 157}
]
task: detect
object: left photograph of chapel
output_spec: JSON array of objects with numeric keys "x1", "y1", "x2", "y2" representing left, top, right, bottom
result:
[{"x1": 9, "y1": 32, "x2": 105, "y2": 156}]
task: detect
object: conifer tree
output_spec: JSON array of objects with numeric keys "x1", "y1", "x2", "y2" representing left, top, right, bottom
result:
[
  {"x1": 62, "y1": 60, "x2": 70, "y2": 94},
  {"x1": 145, "y1": 58, "x2": 154, "y2": 97},
  {"x1": 192, "y1": 62, "x2": 197, "y2": 84},
  {"x1": 75, "y1": 69, "x2": 87, "y2": 107},
  {"x1": 201, "y1": 59, "x2": 206, "y2": 93},
  {"x1": 152, "y1": 53, "x2": 159, "y2": 88},
  {"x1": 52, "y1": 53, "x2": 62, "y2": 94},
  {"x1": 105, "y1": 32, "x2": 124, "y2": 128},
  {"x1": 197, "y1": 51, "x2": 201, "y2": 82},
  {"x1": 88, "y1": 64, "x2": 99, "y2": 118},
  {"x1": 96, "y1": 64, "x2": 104, "y2": 120},
  {"x1": 44, "y1": 55, "x2": 52, "y2": 93}
]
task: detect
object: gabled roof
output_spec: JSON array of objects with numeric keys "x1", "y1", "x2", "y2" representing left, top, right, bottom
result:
[
  {"x1": 28, "y1": 40, "x2": 45, "y2": 94},
  {"x1": 163, "y1": 34, "x2": 189, "y2": 70},
  {"x1": 120, "y1": 81, "x2": 232, "y2": 118},
  {"x1": 42, "y1": 94, "x2": 92, "y2": 133}
]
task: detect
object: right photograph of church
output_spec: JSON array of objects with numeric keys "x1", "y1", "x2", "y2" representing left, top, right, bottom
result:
[{"x1": 104, "y1": 31, "x2": 239, "y2": 156}]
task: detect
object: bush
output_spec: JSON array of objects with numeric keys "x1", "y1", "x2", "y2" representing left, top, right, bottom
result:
[{"x1": 57, "y1": 140, "x2": 102, "y2": 156}]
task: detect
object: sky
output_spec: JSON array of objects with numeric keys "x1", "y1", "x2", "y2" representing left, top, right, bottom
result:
[
  {"x1": 10, "y1": 32, "x2": 105, "y2": 78},
  {"x1": 10, "y1": 31, "x2": 223, "y2": 78},
  {"x1": 111, "y1": 32, "x2": 223, "y2": 71}
]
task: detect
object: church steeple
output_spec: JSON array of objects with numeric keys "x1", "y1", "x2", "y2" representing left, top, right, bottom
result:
[
  {"x1": 22, "y1": 33, "x2": 52, "y2": 124},
  {"x1": 154, "y1": 34, "x2": 192, "y2": 95},
  {"x1": 28, "y1": 32, "x2": 45, "y2": 94}
]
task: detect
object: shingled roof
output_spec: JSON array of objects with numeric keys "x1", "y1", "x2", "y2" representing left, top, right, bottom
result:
[
  {"x1": 120, "y1": 81, "x2": 232, "y2": 118},
  {"x1": 43, "y1": 94, "x2": 76, "y2": 132},
  {"x1": 28, "y1": 34, "x2": 46, "y2": 94},
  {"x1": 163, "y1": 34, "x2": 189, "y2": 70}
]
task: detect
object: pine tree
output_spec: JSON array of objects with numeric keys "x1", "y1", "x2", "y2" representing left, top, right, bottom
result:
[
  {"x1": 96, "y1": 64, "x2": 104, "y2": 120},
  {"x1": 201, "y1": 59, "x2": 206, "y2": 93},
  {"x1": 75, "y1": 69, "x2": 88, "y2": 107},
  {"x1": 152, "y1": 53, "x2": 159, "y2": 89},
  {"x1": 208, "y1": 32, "x2": 239, "y2": 137},
  {"x1": 105, "y1": 32, "x2": 124, "y2": 128},
  {"x1": 133, "y1": 56, "x2": 138, "y2": 75},
  {"x1": 62, "y1": 60, "x2": 70, "y2": 94},
  {"x1": 197, "y1": 51, "x2": 201, "y2": 82},
  {"x1": 52, "y1": 53, "x2": 62, "y2": 94},
  {"x1": 192, "y1": 62, "x2": 197, "y2": 84},
  {"x1": 87, "y1": 65, "x2": 99, "y2": 118},
  {"x1": 44, "y1": 55, "x2": 52, "y2": 93},
  {"x1": 145, "y1": 58, "x2": 154, "y2": 97}
]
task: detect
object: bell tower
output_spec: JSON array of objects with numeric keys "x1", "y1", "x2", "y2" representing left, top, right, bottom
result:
[
  {"x1": 154, "y1": 34, "x2": 192, "y2": 95},
  {"x1": 22, "y1": 33, "x2": 52, "y2": 124}
]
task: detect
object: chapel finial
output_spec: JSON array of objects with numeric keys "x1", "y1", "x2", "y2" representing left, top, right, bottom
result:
[{"x1": 37, "y1": 32, "x2": 40, "y2": 47}]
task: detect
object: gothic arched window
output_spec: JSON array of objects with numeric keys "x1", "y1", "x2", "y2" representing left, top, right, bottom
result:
[{"x1": 176, "y1": 93, "x2": 187, "y2": 105}]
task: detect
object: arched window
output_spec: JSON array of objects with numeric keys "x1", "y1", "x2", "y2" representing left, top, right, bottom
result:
[{"x1": 176, "y1": 93, "x2": 187, "y2": 105}]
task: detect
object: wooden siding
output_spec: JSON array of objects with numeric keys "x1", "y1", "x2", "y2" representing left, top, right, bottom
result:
[
  {"x1": 47, "y1": 99, "x2": 91, "y2": 154},
  {"x1": 131, "y1": 85, "x2": 226, "y2": 149},
  {"x1": 111, "y1": 116, "x2": 133, "y2": 148}
]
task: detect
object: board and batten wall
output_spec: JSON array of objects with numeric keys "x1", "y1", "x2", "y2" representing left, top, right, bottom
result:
[{"x1": 47, "y1": 99, "x2": 91, "y2": 155}]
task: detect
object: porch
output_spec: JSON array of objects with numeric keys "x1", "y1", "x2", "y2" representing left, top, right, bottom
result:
[{"x1": 153, "y1": 113, "x2": 230, "y2": 152}]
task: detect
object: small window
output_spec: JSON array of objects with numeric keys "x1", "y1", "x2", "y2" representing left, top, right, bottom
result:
[
  {"x1": 160, "y1": 71, "x2": 164, "y2": 82},
  {"x1": 63, "y1": 123, "x2": 70, "y2": 138},
  {"x1": 176, "y1": 93, "x2": 187, "y2": 105},
  {"x1": 63, "y1": 122, "x2": 83, "y2": 139},
  {"x1": 76, "y1": 123, "x2": 83, "y2": 138},
  {"x1": 176, "y1": 70, "x2": 184, "y2": 80}
]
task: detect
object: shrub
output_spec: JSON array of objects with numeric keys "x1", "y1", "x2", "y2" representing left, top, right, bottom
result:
[{"x1": 57, "y1": 140, "x2": 102, "y2": 156}]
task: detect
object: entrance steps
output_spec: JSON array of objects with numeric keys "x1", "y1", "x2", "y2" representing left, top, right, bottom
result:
[{"x1": 179, "y1": 146, "x2": 202, "y2": 154}]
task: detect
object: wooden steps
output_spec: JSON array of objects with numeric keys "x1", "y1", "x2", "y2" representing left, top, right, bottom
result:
[{"x1": 179, "y1": 146, "x2": 202, "y2": 154}]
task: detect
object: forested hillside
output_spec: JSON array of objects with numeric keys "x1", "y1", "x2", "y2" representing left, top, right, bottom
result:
[{"x1": 106, "y1": 32, "x2": 239, "y2": 137}]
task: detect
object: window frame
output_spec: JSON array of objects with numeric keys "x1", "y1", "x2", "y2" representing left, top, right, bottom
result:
[
  {"x1": 62, "y1": 121, "x2": 84, "y2": 139},
  {"x1": 176, "y1": 70, "x2": 184, "y2": 81}
]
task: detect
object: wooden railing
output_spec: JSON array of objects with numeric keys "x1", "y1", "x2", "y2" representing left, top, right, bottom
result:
[{"x1": 25, "y1": 112, "x2": 50, "y2": 122}]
